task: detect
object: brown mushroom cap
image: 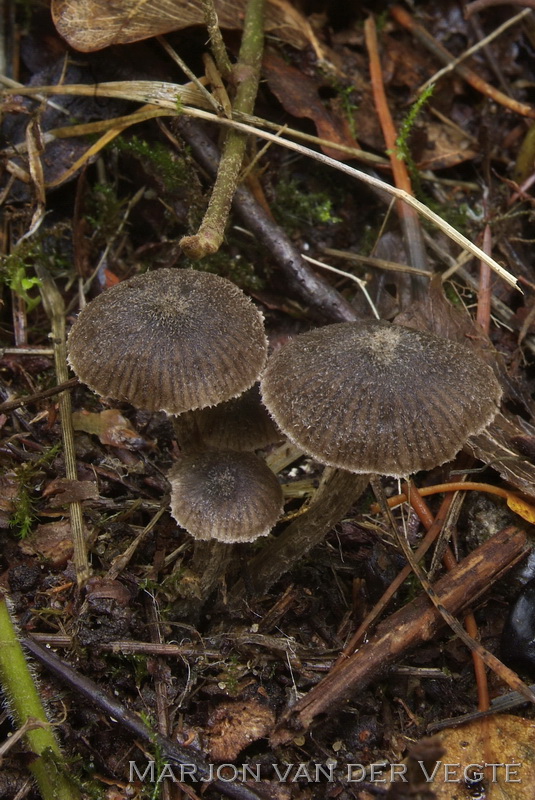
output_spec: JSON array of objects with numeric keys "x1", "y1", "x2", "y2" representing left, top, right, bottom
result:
[
  {"x1": 193, "y1": 385, "x2": 283, "y2": 451},
  {"x1": 67, "y1": 269, "x2": 267, "y2": 414},
  {"x1": 168, "y1": 450, "x2": 283, "y2": 542},
  {"x1": 260, "y1": 320, "x2": 502, "y2": 477}
]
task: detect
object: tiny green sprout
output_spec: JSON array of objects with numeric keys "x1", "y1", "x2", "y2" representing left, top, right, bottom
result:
[{"x1": 1, "y1": 252, "x2": 42, "y2": 312}]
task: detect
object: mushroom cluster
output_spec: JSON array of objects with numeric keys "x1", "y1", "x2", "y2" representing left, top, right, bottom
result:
[
  {"x1": 68, "y1": 268, "x2": 283, "y2": 543},
  {"x1": 260, "y1": 320, "x2": 502, "y2": 478}
]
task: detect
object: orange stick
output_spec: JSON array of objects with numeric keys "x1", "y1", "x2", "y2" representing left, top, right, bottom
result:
[{"x1": 364, "y1": 15, "x2": 428, "y2": 275}]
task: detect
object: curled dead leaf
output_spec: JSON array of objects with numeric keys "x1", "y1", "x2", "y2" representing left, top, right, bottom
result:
[
  {"x1": 52, "y1": 0, "x2": 325, "y2": 57},
  {"x1": 206, "y1": 699, "x2": 275, "y2": 761},
  {"x1": 72, "y1": 409, "x2": 151, "y2": 450}
]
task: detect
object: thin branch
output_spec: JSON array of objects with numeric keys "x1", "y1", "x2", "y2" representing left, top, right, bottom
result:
[{"x1": 180, "y1": 0, "x2": 266, "y2": 258}]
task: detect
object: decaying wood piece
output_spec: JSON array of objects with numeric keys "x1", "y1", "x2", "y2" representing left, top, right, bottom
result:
[{"x1": 271, "y1": 525, "x2": 528, "y2": 745}]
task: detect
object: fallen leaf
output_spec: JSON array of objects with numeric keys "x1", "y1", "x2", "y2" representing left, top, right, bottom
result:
[
  {"x1": 52, "y1": 0, "x2": 325, "y2": 57},
  {"x1": 385, "y1": 717, "x2": 535, "y2": 799},
  {"x1": 72, "y1": 408, "x2": 151, "y2": 450},
  {"x1": 415, "y1": 119, "x2": 478, "y2": 171},
  {"x1": 430, "y1": 716, "x2": 535, "y2": 800},
  {"x1": 43, "y1": 478, "x2": 99, "y2": 506},
  {"x1": 20, "y1": 519, "x2": 85, "y2": 566},
  {"x1": 263, "y1": 49, "x2": 360, "y2": 159},
  {"x1": 206, "y1": 699, "x2": 275, "y2": 761}
]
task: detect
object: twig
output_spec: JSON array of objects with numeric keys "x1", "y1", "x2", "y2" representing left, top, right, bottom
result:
[
  {"x1": 0, "y1": 377, "x2": 78, "y2": 413},
  {"x1": 270, "y1": 524, "x2": 528, "y2": 743},
  {"x1": 391, "y1": 4, "x2": 535, "y2": 119},
  {"x1": 201, "y1": 0, "x2": 233, "y2": 78},
  {"x1": 180, "y1": 0, "x2": 266, "y2": 258},
  {"x1": 35, "y1": 266, "x2": 89, "y2": 586},
  {"x1": 22, "y1": 637, "x2": 266, "y2": 800},
  {"x1": 371, "y1": 476, "x2": 526, "y2": 710}
]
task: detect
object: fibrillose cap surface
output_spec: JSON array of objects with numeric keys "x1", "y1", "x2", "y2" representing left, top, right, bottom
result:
[
  {"x1": 260, "y1": 320, "x2": 503, "y2": 478},
  {"x1": 67, "y1": 268, "x2": 267, "y2": 414},
  {"x1": 168, "y1": 450, "x2": 283, "y2": 543},
  {"x1": 193, "y1": 384, "x2": 283, "y2": 451}
]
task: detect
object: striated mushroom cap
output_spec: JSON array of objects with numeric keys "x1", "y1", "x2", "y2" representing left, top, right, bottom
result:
[
  {"x1": 168, "y1": 450, "x2": 283, "y2": 543},
  {"x1": 260, "y1": 320, "x2": 502, "y2": 478},
  {"x1": 67, "y1": 268, "x2": 267, "y2": 414},
  {"x1": 193, "y1": 384, "x2": 283, "y2": 452}
]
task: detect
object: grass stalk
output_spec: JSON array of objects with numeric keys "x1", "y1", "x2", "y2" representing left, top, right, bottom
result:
[{"x1": 0, "y1": 593, "x2": 80, "y2": 800}]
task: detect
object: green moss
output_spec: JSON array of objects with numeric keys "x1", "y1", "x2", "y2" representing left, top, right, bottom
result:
[
  {"x1": 183, "y1": 251, "x2": 265, "y2": 292},
  {"x1": 394, "y1": 84, "x2": 434, "y2": 193},
  {"x1": 10, "y1": 444, "x2": 61, "y2": 538},
  {"x1": 272, "y1": 177, "x2": 341, "y2": 234},
  {"x1": 86, "y1": 183, "x2": 130, "y2": 243},
  {"x1": 115, "y1": 135, "x2": 191, "y2": 194}
]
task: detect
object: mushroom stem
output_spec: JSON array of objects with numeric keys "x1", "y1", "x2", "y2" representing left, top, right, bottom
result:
[
  {"x1": 192, "y1": 540, "x2": 233, "y2": 595},
  {"x1": 229, "y1": 468, "x2": 369, "y2": 602}
]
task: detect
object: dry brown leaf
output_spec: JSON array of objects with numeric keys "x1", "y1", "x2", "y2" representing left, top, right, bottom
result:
[
  {"x1": 206, "y1": 699, "x2": 275, "y2": 761},
  {"x1": 415, "y1": 120, "x2": 478, "y2": 171},
  {"x1": 42, "y1": 478, "x2": 99, "y2": 506},
  {"x1": 263, "y1": 49, "x2": 359, "y2": 159},
  {"x1": 20, "y1": 519, "x2": 76, "y2": 566},
  {"x1": 385, "y1": 717, "x2": 535, "y2": 799},
  {"x1": 52, "y1": 0, "x2": 325, "y2": 57},
  {"x1": 72, "y1": 408, "x2": 151, "y2": 450},
  {"x1": 431, "y1": 716, "x2": 535, "y2": 799}
]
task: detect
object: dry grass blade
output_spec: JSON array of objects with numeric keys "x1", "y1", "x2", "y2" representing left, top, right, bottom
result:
[{"x1": 3, "y1": 81, "x2": 519, "y2": 288}]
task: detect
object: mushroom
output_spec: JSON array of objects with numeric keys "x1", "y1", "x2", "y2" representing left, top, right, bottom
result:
[
  {"x1": 260, "y1": 320, "x2": 502, "y2": 477},
  {"x1": 192, "y1": 384, "x2": 283, "y2": 452},
  {"x1": 168, "y1": 450, "x2": 283, "y2": 543},
  {"x1": 67, "y1": 268, "x2": 267, "y2": 414}
]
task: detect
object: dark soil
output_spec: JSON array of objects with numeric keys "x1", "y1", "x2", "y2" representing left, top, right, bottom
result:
[{"x1": 1, "y1": 2, "x2": 535, "y2": 799}]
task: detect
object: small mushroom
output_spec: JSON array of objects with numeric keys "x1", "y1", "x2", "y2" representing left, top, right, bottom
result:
[
  {"x1": 67, "y1": 268, "x2": 267, "y2": 414},
  {"x1": 168, "y1": 450, "x2": 283, "y2": 543},
  {"x1": 192, "y1": 384, "x2": 283, "y2": 451},
  {"x1": 260, "y1": 320, "x2": 502, "y2": 477}
]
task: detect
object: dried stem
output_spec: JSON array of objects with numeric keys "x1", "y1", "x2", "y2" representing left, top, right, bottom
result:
[
  {"x1": 180, "y1": 0, "x2": 266, "y2": 258},
  {"x1": 35, "y1": 266, "x2": 89, "y2": 586},
  {"x1": 201, "y1": 0, "x2": 233, "y2": 78}
]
